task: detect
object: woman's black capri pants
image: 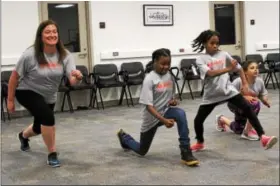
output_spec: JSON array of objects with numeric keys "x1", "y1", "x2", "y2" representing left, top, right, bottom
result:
[{"x1": 15, "y1": 90, "x2": 55, "y2": 134}]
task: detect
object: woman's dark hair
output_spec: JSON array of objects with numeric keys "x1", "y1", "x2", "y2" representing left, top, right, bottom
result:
[
  {"x1": 152, "y1": 48, "x2": 171, "y2": 62},
  {"x1": 34, "y1": 19, "x2": 66, "y2": 64},
  {"x1": 192, "y1": 29, "x2": 220, "y2": 53},
  {"x1": 242, "y1": 61, "x2": 258, "y2": 71}
]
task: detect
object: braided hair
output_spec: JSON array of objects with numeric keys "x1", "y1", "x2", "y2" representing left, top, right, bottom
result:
[
  {"x1": 192, "y1": 30, "x2": 220, "y2": 53},
  {"x1": 145, "y1": 48, "x2": 171, "y2": 73}
]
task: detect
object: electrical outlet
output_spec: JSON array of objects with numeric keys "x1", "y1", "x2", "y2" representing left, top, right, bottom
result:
[
  {"x1": 263, "y1": 44, "x2": 267, "y2": 48},
  {"x1": 113, "y1": 52, "x2": 119, "y2": 56},
  {"x1": 179, "y1": 48, "x2": 185, "y2": 53}
]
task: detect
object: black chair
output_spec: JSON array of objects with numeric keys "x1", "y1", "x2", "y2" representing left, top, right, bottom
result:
[
  {"x1": 246, "y1": 54, "x2": 274, "y2": 88},
  {"x1": 229, "y1": 55, "x2": 242, "y2": 82},
  {"x1": 119, "y1": 62, "x2": 145, "y2": 106},
  {"x1": 65, "y1": 65, "x2": 98, "y2": 111},
  {"x1": 169, "y1": 66, "x2": 182, "y2": 101},
  {"x1": 1, "y1": 71, "x2": 12, "y2": 121},
  {"x1": 265, "y1": 53, "x2": 280, "y2": 89},
  {"x1": 180, "y1": 59, "x2": 202, "y2": 100},
  {"x1": 91, "y1": 64, "x2": 129, "y2": 109},
  {"x1": 58, "y1": 75, "x2": 74, "y2": 113}
]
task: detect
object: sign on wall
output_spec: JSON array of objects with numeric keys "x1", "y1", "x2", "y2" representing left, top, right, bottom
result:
[{"x1": 143, "y1": 4, "x2": 174, "y2": 26}]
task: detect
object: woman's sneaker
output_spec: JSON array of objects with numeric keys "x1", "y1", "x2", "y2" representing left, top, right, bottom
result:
[
  {"x1": 215, "y1": 115, "x2": 226, "y2": 132},
  {"x1": 18, "y1": 132, "x2": 30, "y2": 151},
  {"x1": 47, "y1": 152, "x2": 61, "y2": 168}
]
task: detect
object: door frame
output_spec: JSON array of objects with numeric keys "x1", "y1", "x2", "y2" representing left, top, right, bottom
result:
[
  {"x1": 209, "y1": 1, "x2": 246, "y2": 60},
  {"x1": 37, "y1": 1, "x2": 94, "y2": 70}
]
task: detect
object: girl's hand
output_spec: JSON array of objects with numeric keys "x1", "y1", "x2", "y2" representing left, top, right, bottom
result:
[
  {"x1": 168, "y1": 99, "x2": 178, "y2": 106},
  {"x1": 244, "y1": 96, "x2": 258, "y2": 104}
]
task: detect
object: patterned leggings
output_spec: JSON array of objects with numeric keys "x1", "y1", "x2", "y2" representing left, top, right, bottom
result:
[{"x1": 227, "y1": 100, "x2": 261, "y2": 134}]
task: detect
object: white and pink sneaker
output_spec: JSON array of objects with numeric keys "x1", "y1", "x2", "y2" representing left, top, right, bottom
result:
[
  {"x1": 241, "y1": 129, "x2": 259, "y2": 141},
  {"x1": 215, "y1": 115, "x2": 226, "y2": 132}
]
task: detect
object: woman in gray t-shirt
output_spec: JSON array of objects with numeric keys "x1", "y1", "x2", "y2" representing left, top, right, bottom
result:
[
  {"x1": 216, "y1": 61, "x2": 270, "y2": 140},
  {"x1": 7, "y1": 20, "x2": 83, "y2": 168},
  {"x1": 117, "y1": 48, "x2": 199, "y2": 167},
  {"x1": 190, "y1": 30, "x2": 277, "y2": 152}
]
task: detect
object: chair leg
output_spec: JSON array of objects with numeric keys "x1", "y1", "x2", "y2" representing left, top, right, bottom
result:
[
  {"x1": 1, "y1": 99, "x2": 5, "y2": 122},
  {"x1": 127, "y1": 86, "x2": 134, "y2": 106},
  {"x1": 123, "y1": 87, "x2": 130, "y2": 107},
  {"x1": 4, "y1": 98, "x2": 11, "y2": 120},
  {"x1": 175, "y1": 81, "x2": 182, "y2": 101},
  {"x1": 265, "y1": 73, "x2": 271, "y2": 88},
  {"x1": 61, "y1": 92, "x2": 66, "y2": 112},
  {"x1": 187, "y1": 80, "x2": 194, "y2": 100},
  {"x1": 273, "y1": 72, "x2": 280, "y2": 89},
  {"x1": 89, "y1": 88, "x2": 96, "y2": 108},
  {"x1": 66, "y1": 92, "x2": 74, "y2": 113},
  {"x1": 98, "y1": 88, "x2": 104, "y2": 110},
  {"x1": 270, "y1": 72, "x2": 276, "y2": 89},
  {"x1": 180, "y1": 79, "x2": 186, "y2": 99},
  {"x1": 200, "y1": 83, "x2": 205, "y2": 97},
  {"x1": 118, "y1": 86, "x2": 125, "y2": 106}
]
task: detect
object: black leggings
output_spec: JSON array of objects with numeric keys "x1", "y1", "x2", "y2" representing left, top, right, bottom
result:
[
  {"x1": 194, "y1": 94, "x2": 265, "y2": 143},
  {"x1": 15, "y1": 90, "x2": 55, "y2": 134}
]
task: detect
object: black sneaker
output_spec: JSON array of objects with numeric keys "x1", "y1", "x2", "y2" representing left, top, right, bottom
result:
[
  {"x1": 47, "y1": 152, "x2": 61, "y2": 168},
  {"x1": 117, "y1": 129, "x2": 130, "y2": 151},
  {"x1": 18, "y1": 132, "x2": 30, "y2": 151},
  {"x1": 181, "y1": 147, "x2": 199, "y2": 166}
]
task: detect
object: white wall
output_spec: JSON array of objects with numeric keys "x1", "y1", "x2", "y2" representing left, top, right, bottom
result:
[
  {"x1": 1, "y1": 1, "x2": 39, "y2": 67},
  {"x1": 89, "y1": 1, "x2": 209, "y2": 101},
  {"x1": 243, "y1": 1, "x2": 279, "y2": 58}
]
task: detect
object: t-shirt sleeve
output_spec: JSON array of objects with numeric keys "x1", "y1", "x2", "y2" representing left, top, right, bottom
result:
[
  {"x1": 14, "y1": 52, "x2": 31, "y2": 77},
  {"x1": 196, "y1": 56, "x2": 210, "y2": 80},
  {"x1": 258, "y1": 78, "x2": 268, "y2": 96},
  {"x1": 139, "y1": 76, "x2": 153, "y2": 106},
  {"x1": 64, "y1": 52, "x2": 76, "y2": 79},
  {"x1": 231, "y1": 77, "x2": 241, "y2": 91},
  {"x1": 225, "y1": 51, "x2": 241, "y2": 70}
]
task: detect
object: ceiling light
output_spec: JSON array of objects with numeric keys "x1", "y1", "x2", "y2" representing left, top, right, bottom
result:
[{"x1": 55, "y1": 4, "x2": 74, "y2": 8}]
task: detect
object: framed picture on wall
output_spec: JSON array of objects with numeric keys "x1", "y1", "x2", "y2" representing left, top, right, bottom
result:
[{"x1": 143, "y1": 4, "x2": 174, "y2": 26}]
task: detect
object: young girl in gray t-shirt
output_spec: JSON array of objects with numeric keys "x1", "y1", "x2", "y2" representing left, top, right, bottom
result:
[
  {"x1": 216, "y1": 61, "x2": 270, "y2": 141},
  {"x1": 117, "y1": 48, "x2": 199, "y2": 167},
  {"x1": 190, "y1": 30, "x2": 277, "y2": 152}
]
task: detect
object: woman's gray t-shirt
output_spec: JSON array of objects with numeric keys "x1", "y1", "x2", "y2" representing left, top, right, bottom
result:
[
  {"x1": 15, "y1": 46, "x2": 76, "y2": 103},
  {"x1": 196, "y1": 51, "x2": 242, "y2": 105}
]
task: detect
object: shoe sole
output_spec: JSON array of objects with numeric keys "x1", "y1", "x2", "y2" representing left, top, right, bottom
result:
[
  {"x1": 47, "y1": 161, "x2": 61, "y2": 168},
  {"x1": 117, "y1": 130, "x2": 130, "y2": 151},
  {"x1": 241, "y1": 135, "x2": 259, "y2": 141},
  {"x1": 18, "y1": 134, "x2": 30, "y2": 152},
  {"x1": 191, "y1": 147, "x2": 205, "y2": 152},
  {"x1": 265, "y1": 136, "x2": 278, "y2": 150},
  {"x1": 181, "y1": 160, "x2": 199, "y2": 166}
]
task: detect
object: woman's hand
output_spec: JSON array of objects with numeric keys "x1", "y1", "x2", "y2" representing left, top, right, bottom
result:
[
  {"x1": 71, "y1": 70, "x2": 83, "y2": 80},
  {"x1": 7, "y1": 100, "x2": 15, "y2": 113}
]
